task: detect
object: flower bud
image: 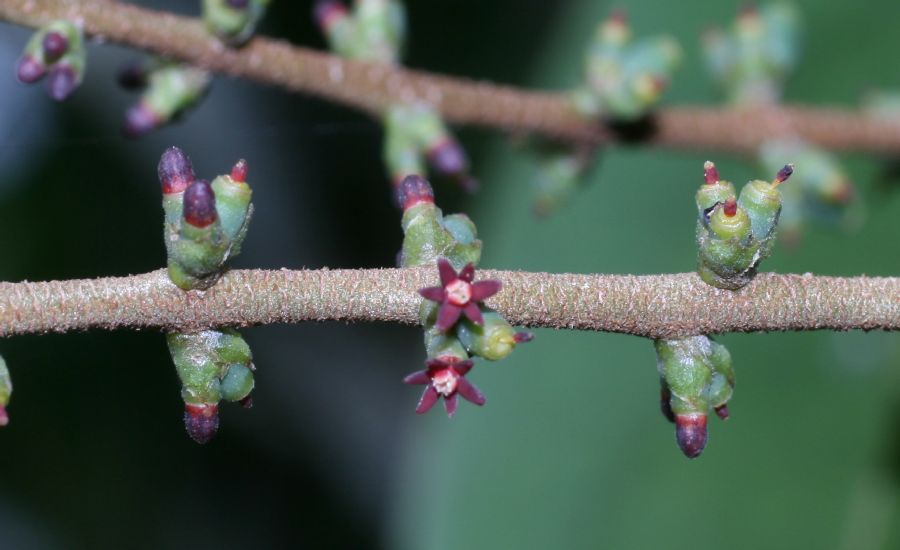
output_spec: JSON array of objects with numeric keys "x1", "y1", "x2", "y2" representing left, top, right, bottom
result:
[
  {"x1": 158, "y1": 146, "x2": 196, "y2": 195},
  {"x1": 695, "y1": 160, "x2": 736, "y2": 214},
  {"x1": 456, "y1": 309, "x2": 526, "y2": 361},
  {"x1": 16, "y1": 55, "x2": 45, "y2": 84},
  {"x1": 123, "y1": 64, "x2": 210, "y2": 138},
  {"x1": 220, "y1": 364, "x2": 255, "y2": 402},
  {"x1": 397, "y1": 174, "x2": 434, "y2": 211},
  {"x1": 675, "y1": 414, "x2": 708, "y2": 458},
  {"x1": 184, "y1": 403, "x2": 219, "y2": 444},
  {"x1": 203, "y1": 0, "x2": 270, "y2": 46},
  {"x1": 46, "y1": 64, "x2": 78, "y2": 101},
  {"x1": 183, "y1": 180, "x2": 218, "y2": 228},
  {"x1": 42, "y1": 31, "x2": 69, "y2": 63}
]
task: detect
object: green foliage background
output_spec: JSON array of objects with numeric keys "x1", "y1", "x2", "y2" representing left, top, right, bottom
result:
[{"x1": 0, "y1": 1, "x2": 897, "y2": 549}]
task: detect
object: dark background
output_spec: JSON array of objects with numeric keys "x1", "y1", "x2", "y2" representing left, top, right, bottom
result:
[{"x1": 0, "y1": 1, "x2": 898, "y2": 548}]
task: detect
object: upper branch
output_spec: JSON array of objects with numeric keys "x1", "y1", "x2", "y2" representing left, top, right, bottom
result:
[
  {"x1": 0, "y1": 268, "x2": 895, "y2": 339},
  {"x1": 4, "y1": 1, "x2": 900, "y2": 153}
]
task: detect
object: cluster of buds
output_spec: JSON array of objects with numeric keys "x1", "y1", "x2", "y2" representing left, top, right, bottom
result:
[
  {"x1": 398, "y1": 176, "x2": 532, "y2": 416},
  {"x1": 158, "y1": 147, "x2": 253, "y2": 290},
  {"x1": 203, "y1": 0, "x2": 271, "y2": 46},
  {"x1": 167, "y1": 329, "x2": 256, "y2": 443},
  {"x1": 696, "y1": 161, "x2": 793, "y2": 290},
  {"x1": 703, "y1": 3, "x2": 800, "y2": 105},
  {"x1": 572, "y1": 11, "x2": 682, "y2": 120},
  {"x1": 119, "y1": 59, "x2": 211, "y2": 137},
  {"x1": 15, "y1": 20, "x2": 86, "y2": 101},
  {"x1": 384, "y1": 103, "x2": 476, "y2": 197},
  {"x1": 314, "y1": 0, "x2": 406, "y2": 63},
  {"x1": 0, "y1": 356, "x2": 11, "y2": 427},
  {"x1": 759, "y1": 139, "x2": 861, "y2": 244},
  {"x1": 158, "y1": 147, "x2": 257, "y2": 443},
  {"x1": 655, "y1": 336, "x2": 735, "y2": 458}
]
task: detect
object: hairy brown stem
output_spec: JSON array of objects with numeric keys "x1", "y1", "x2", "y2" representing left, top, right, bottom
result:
[
  {"x1": 3, "y1": 1, "x2": 900, "y2": 153},
  {"x1": 0, "y1": 268, "x2": 895, "y2": 339}
]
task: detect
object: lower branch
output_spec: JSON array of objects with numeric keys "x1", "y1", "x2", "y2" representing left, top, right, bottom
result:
[
  {"x1": 3, "y1": 1, "x2": 900, "y2": 153},
  {"x1": 0, "y1": 268, "x2": 895, "y2": 339}
]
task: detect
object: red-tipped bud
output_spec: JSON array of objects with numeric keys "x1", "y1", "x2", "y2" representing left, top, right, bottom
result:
[
  {"x1": 396, "y1": 175, "x2": 435, "y2": 210},
  {"x1": 16, "y1": 55, "x2": 45, "y2": 84},
  {"x1": 714, "y1": 404, "x2": 730, "y2": 420},
  {"x1": 158, "y1": 146, "x2": 196, "y2": 194},
  {"x1": 675, "y1": 414, "x2": 708, "y2": 458},
  {"x1": 314, "y1": 0, "x2": 348, "y2": 30},
  {"x1": 183, "y1": 180, "x2": 218, "y2": 228},
  {"x1": 231, "y1": 159, "x2": 249, "y2": 183},
  {"x1": 703, "y1": 160, "x2": 719, "y2": 185},
  {"x1": 427, "y1": 138, "x2": 469, "y2": 177},
  {"x1": 773, "y1": 164, "x2": 794, "y2": 186},
  {"x1": 239, "y1": 395, "x2": 254, "y2": 409},
  {"x1": 513, "y1": 332, "x2": 534, "y2": 343},
  {"x1": 184, "y1": 403, "x2": 219, "y2": 444},
  {"x1": 116, "y1": 61, "x2": 148, "y2": 90},
  {"x1": 123, "y1": 102, "x2": 161, "y2": 138},
  {"x1": 0, "y1": 406, "x2": 8, "y2": 427},
  {"x1": 42, "y1": 31, "x2": 69, "y2": 63},
  {"x1": 723, "y1": 198, "x2": 738, "y2": 217},
  {"x1": 46, "y1": 65, "x2": 77, "y2": 101}
]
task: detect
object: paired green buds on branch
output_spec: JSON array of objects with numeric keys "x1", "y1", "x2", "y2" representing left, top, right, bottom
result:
[
  {"x1": 573, "y1": 11, "x2": 682, "y2": 120},
  {"x1": 16, "y1": 20, "x2": 85, "y2": 101},
  {"x1": 655, "y1": 336, "x2": 735, "y2": 458},
  {"x1": 203, "y1": 0, "x2": 270, "y2": 46},
  {"x1": 398, "y1": 176, "x2": 532, "y2": 416},
  {"x1": 384, "y1": 103, "x2": 476, "y2": 196},
  {"x1": 119, "y1": 59, "x2": 211, "y2": 137},
  {"x1": 0, "y1": 356, "x2": 11, "y2": 427},
  {"x1": 167, "y1": 329, "x2": 255, "y2": 444},
  {"x1": 696, "y1": 161, "x2": 793, "y2": 289},
  {"x1": 314, "y1": 0, "x2": 407, "y2": 63},
  {"x1": 703, "y1": 3, "x2": 800, "y2": 105}
]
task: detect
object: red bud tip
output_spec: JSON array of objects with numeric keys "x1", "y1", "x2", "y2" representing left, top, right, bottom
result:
[
  {"x1": 703, "y1": 160, "x2": 719, "y2": 185},
  {"x1": 723, "y1": 198, "x2": 738, "y2": 217},
  {"x1": 714, "y1": 404, "x2": 730, "y2": 420},
  {"x1": 773, "y1": 164, "x2": 794, "y2": 186},
  {"x1": 675, "y1": 414, "x2": 708, "y2": 458},
  {"x1": 227, "y1": 0, "x2": 250, "y2": 9},
  {"x1": 0, "y1": 406, "x2": 8, "y2": 427},
  {"x1": 184, "y1": 403, "x2": 219, "y2": 444},
  {"x1": 513, "y1": 332, "x2": 534, "y2": 344},
  {"x1": 158, "y1": 147, "x2": 196, "y2": 194},
  {"x1": 117, "y1": 61, "x2": 147, "y2": 90},
  {"x1": 396, "y1": 175, "x2": 435, "y2": 210},
  {"x1": 46, "y1": 65, "x2": 77, "y2": 101},
  {"x1": 183, "y1": 180, "x2": 218, "y2": 228},
  {"x1": 16, "y1": 55, "x2": 46, "y2": 84},
  {"x1": 314, "y1": 0, "x2": 349, "y2": 30},
  {"x1": 427, "y1": 138, "x2": 469, "y2": 177},
  {"x1": 230, "y1": 159, "x2": 249, "y2": 183},
  {"x1": 42, "y1": 31, "x2": 69, "y2": 63},
  {"x1": 123, "y1": 102, "x2": 161, "y2": 138}
]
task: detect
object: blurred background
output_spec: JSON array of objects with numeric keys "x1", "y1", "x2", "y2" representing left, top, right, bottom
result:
[{"x1": 0, "y1": 0, "x2": 899, "y2": 548}]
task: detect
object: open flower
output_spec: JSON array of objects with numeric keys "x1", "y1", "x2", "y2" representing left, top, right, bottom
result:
[
  {"x1": 418, "y1": 258, "x2": 501, "y2": 332},
  {"x1": 403, "y1": 356, "x2": 486, "y2": 417}
]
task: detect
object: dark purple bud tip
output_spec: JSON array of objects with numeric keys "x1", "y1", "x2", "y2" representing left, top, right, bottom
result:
[
  {"x1": 773, "y1": 164, "x2": 794, "y2": 186},
  {"x1": 46, "y1": 65, "x2": 78, "y2": 101},
  {"x1": 42, "y1": 31, "x2": 69, "y2": 63},
  {"x1": 396, "y1": 175, "x2": 435, "y2": 211},
  {"x1": 16, "y1": 55, "x2": 46, "y2": 84},
  {"x1": 714, "y1": 404, "x2": 730, "y2": 420},
  {"x1": 230, "y1": 159, "x2": 248, "y2": 183},
  {"x1": 675, "y1": 414, "x2": 708, "y2": 458},
  {"x1": 123, "y1": 102, "x2": 161, "y2": 138},
  {"x1": 158, "y1": 146, "x2": 196, "y2": 194},
  {"x1": 0, "y1": 406, "x2": 8, "y2": 427},
  {"x1": 239, "y1": 395, "x2": 254, "y2": 409},
  {"x1": 183, "y1": 180, "x2": 218, "y2": 228},
  {"x1": 314, "y1": 0, "x2": 348, "y2": 30},
  {"x1": 116, "y1": 61, "x2": 147, "y2": 90},
  {"x1": 427, "y1": 138, "x2": 469, "y2": 177},
  {"x1": 513, "y1": 332, "x2": 534, "y2": 344},
  {"x1": 227, "y1": 0, "x2": 250, "y2": 9},
  {"x1": 184, "y1": 403, "x2": 219, "y2": 444}
]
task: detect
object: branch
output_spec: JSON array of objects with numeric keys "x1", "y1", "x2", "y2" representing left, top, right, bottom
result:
[
  {"x1": 4, "y1": 1, "x2": 900, "y2": 154},
  {"x1": 0, "y1": 268, "x2": 895, "y2": 339}
]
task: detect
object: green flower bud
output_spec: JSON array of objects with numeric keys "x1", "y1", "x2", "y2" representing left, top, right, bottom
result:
[
  {"x1": 124, "y1": 63, "x2": 210, "y2": 137},
  {"x1": 220, "y1": 364, "x2": 255, "y2": 402},
  {"x1": 203, "y1": 0, "x2": 270, "y2": 46},
  {"x1": 168, "y1": 332, "x2": 224, "y2": 408},
  {"x1": 167, "y1": 180, "x2": 230, "y2": 290},
  {"x1": 697, "y1": 199, "x2": 759, "y2": 290},
  {"x1": 695, "y1": 160, "x2": 736, "y2": 214},
  {"x1": 400, "y1": 183, "x2": 481, "y2": 269},
  {"x1": 316, "y1": 0, "x2": 405, "y2": 63},
  {"x1": 456, "y1": 309, "x2": 522, "y2": 361},
  {"x1": 209, "y1": 159, "x2": 254, "y2": 255},
  {"x1": 0, "y1": 356, "x2": 11, "y2": 427},
  {"x1": 423, "y1": 330, "x2": 469, "y2": 363}
]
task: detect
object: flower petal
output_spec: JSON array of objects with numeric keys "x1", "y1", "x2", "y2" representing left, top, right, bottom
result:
[
  {"x1": 463, "y1": 302, "x2": 484, "y2": 325},
  {"x1": 436, "y1": 303, "x2": 463, "y2": 332},
  {"x1": 416, "y1": 386, "x2": 439, "y2": 414},
  {"x1": 453, "y1": 359, "x2": 475, "y2": 376},
  {"x1": 437, "y1": 258, "x2": 457, "y2": 286},
  {"x1": 459, "y1": 263, "x2": 476, "y2": 283},
  {"x1": 457, "y1": 377, "x2": 486, "y2": 406},
  {"x1": 403, "y1": 370, "x2": 430, "y2": 385},
  {"x1": 444, "y1": 393, "x2": 459, "y2": 417},
  {"x1": 418, "y1": 286, "x2": 445, "y2": 302},
  {"x1": 470, "y1": 280, "x2": 501, "y2": 301}
]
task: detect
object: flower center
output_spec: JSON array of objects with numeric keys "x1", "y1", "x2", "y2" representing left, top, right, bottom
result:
[
  {"x1": 431, "y1": 368, "x2": 459, "y2": 396},
  {"x1": 445, "y1": 279, "x2": 472, "y2": 306}
]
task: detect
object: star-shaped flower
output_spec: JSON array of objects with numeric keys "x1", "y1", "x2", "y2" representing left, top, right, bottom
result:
[
  {"x1": 418, "y1": 258, "x2": 501, "y2": 332},
  {"x1": 403, "y1": 356, "x2": 486, "y2": 417}
]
